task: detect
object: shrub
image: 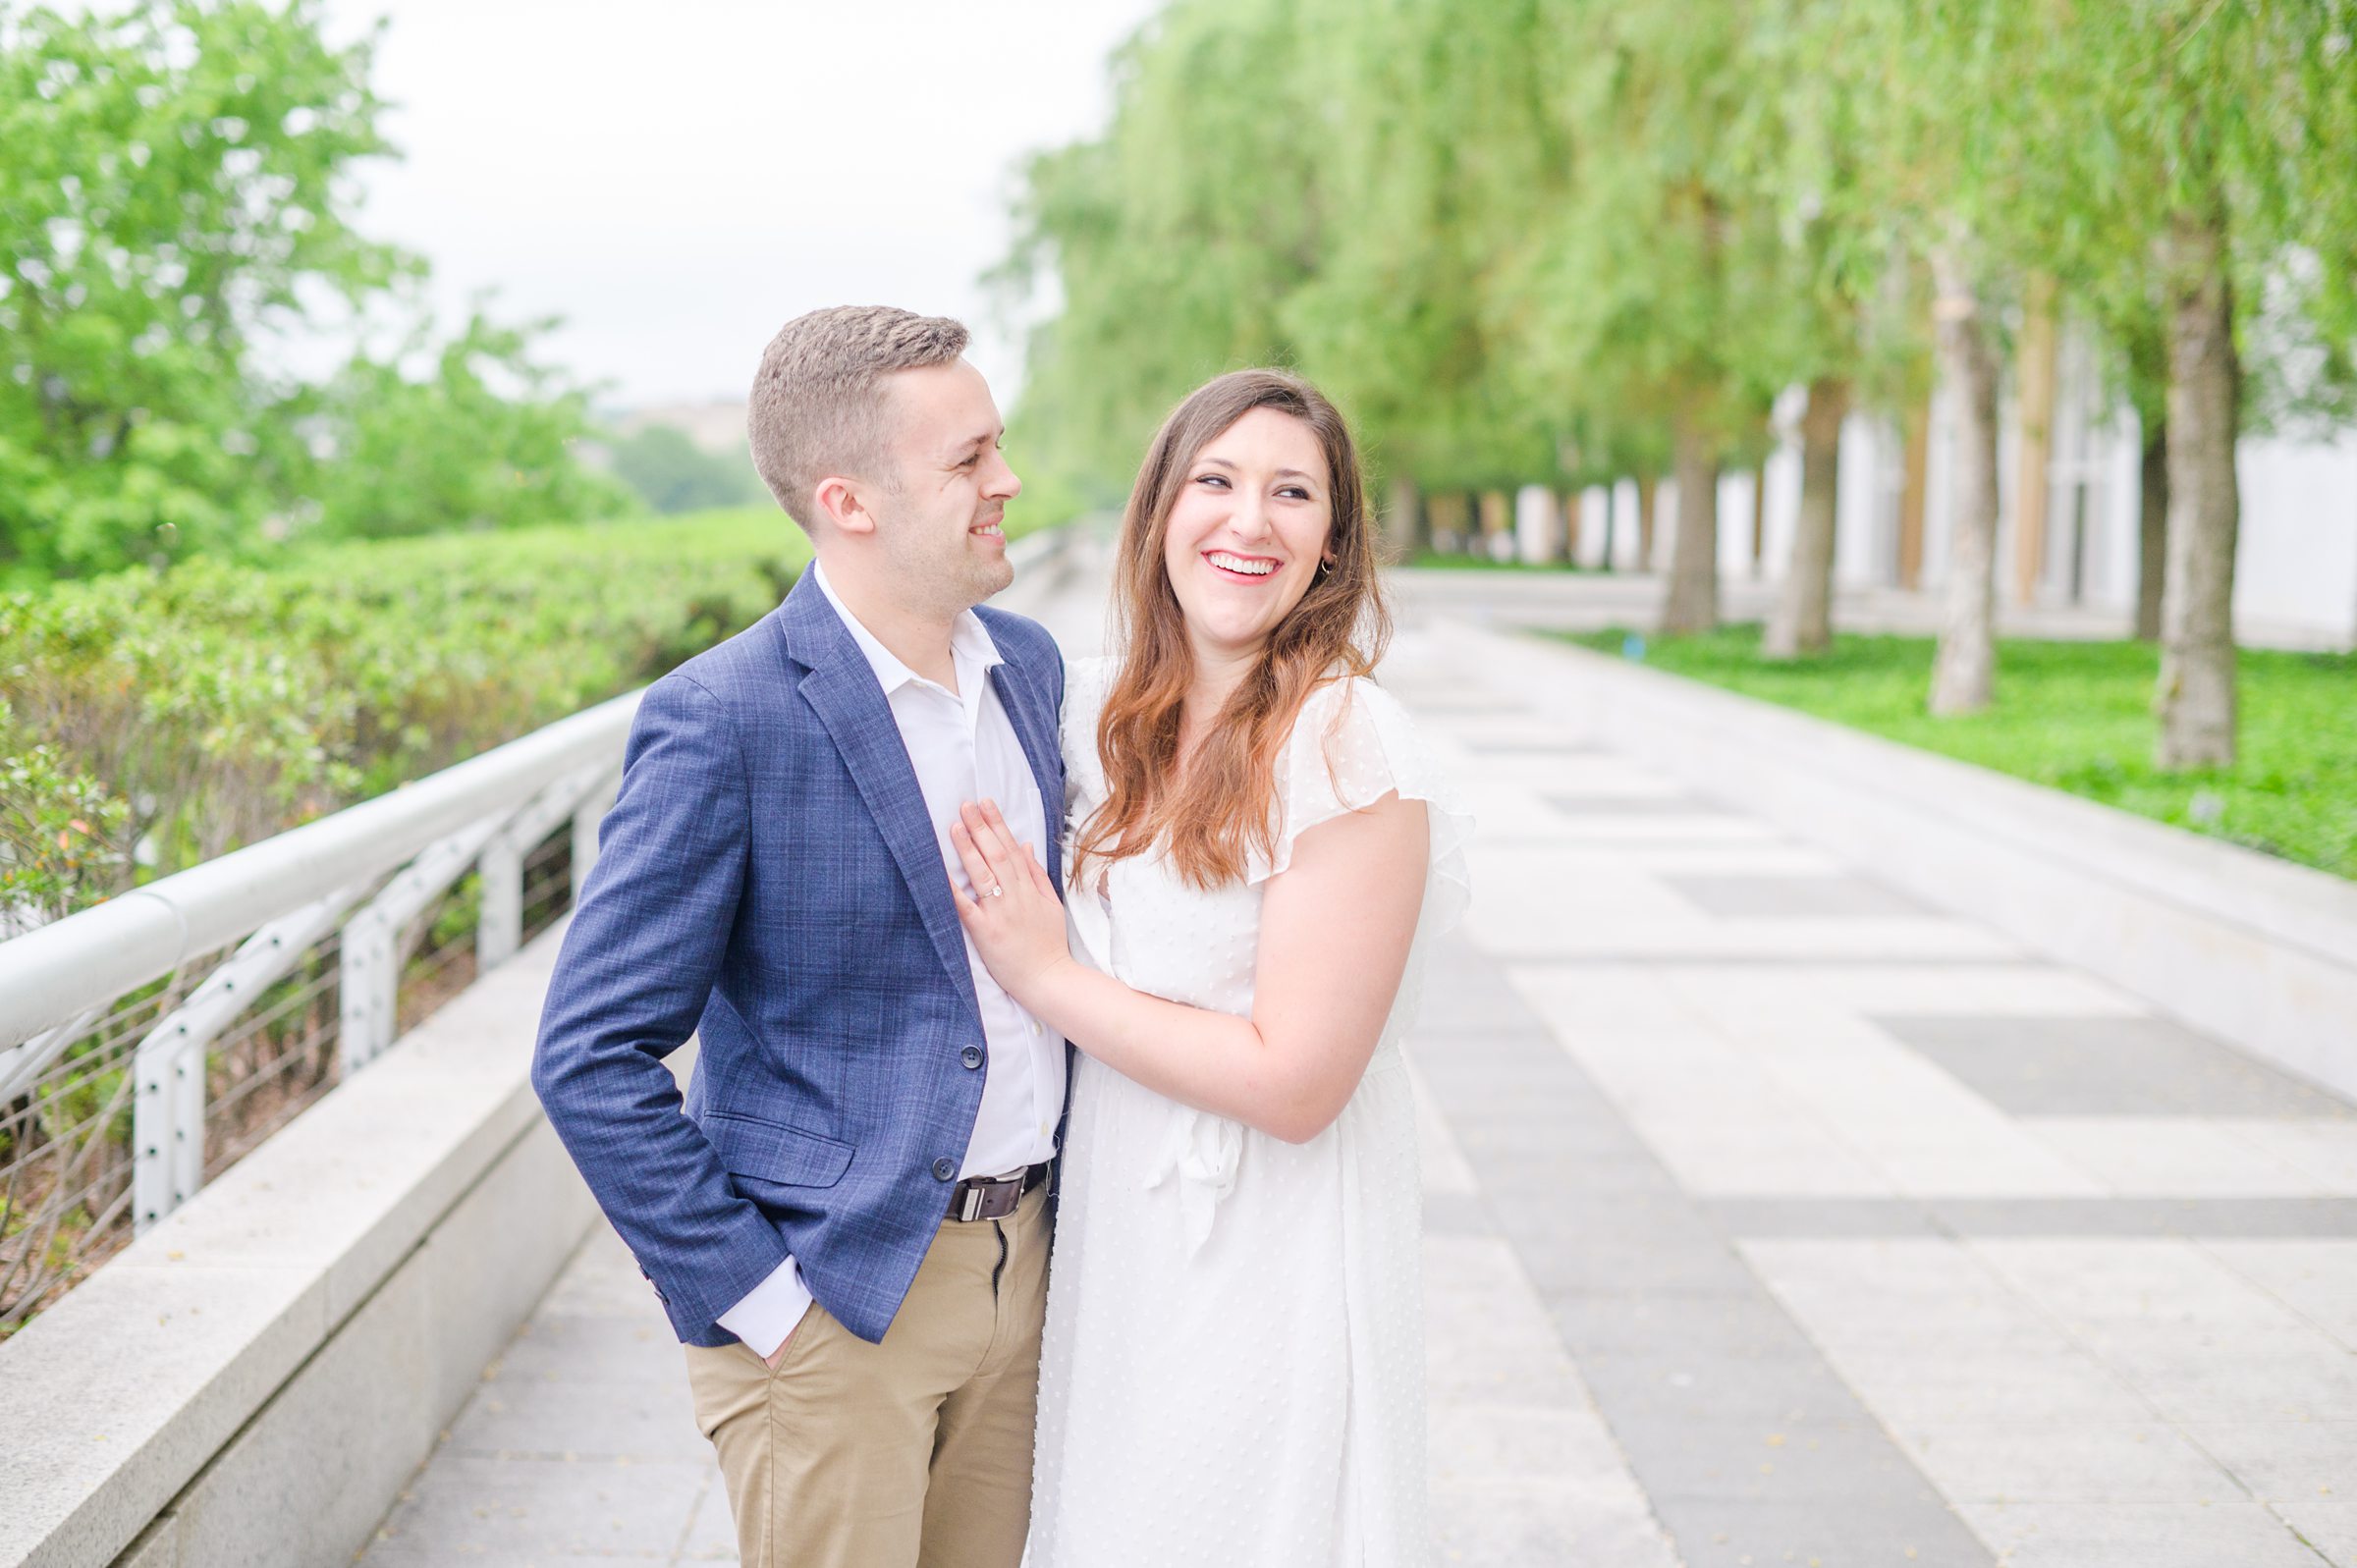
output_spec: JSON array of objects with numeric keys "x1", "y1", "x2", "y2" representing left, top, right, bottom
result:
[{"x1": 0, "y1": 507, "x2": 810, "y2": 924}]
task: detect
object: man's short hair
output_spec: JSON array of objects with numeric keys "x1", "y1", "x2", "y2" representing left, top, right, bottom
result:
[{"x1": 746, "y1": 305, "x2": 971, "y2": 529}]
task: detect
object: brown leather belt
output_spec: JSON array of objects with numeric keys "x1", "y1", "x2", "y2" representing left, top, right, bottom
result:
[{"x1": 946, "y1": 1161, "x2": 1051, "y2": 1222}]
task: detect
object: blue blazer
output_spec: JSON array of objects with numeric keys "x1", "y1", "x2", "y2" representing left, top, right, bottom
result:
[{"x1": 531, "y1": 569, "x2": 1068, "y2": 1346}]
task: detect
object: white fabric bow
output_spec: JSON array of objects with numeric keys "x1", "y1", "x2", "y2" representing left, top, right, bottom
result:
[{"x1": 1146, "y1": 1106, "x2": 1242, "y2": 1257}]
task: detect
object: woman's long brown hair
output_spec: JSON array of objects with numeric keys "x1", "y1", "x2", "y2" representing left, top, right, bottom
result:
[{"x1": 1077, "y1": 369, "x2": 1391, "y2": 891}]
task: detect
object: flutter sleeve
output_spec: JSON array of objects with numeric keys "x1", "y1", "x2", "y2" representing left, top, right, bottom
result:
[{"x1": 1248, "y1": 676, "x2": 1472, "y2": 938}]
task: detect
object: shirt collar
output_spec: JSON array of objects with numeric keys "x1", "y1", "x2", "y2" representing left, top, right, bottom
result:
[{"x1": 809, "y1": 559, "x2": 1005, "y2": 697}]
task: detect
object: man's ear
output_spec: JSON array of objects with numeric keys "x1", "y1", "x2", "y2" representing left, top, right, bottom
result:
[{"x1": 813, "y1": 474, "x2": 878, "y2": 537}]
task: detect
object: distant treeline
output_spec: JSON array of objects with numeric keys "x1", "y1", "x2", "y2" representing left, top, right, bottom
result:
[
  {"x1": 600, "y1": 424, "x2": 770, "y2": 515},
  {"x1": 1002, "y1": 0, "x2": 2357, "y2": 769}
]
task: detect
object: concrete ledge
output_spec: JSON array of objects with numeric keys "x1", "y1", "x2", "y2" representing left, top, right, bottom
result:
[
  {"x1": 1442, "y1": 622, "x2": 2357, "y2": 1101},
  {"x1": 0, "y1": 924, "x2": 599, "y2": 1568}
]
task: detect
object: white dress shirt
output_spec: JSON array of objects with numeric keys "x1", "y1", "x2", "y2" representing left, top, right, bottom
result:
[{"x1": 717, "y1": 563, "x2": 1064, "y2": 1358}]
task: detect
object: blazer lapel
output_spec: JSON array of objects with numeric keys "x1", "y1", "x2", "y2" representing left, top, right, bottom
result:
[
  {"x1": 780, "y1": 577, "x2": 980, "y2": 1013},
  {"x1": 988, "y1": 662, "x2": 1066, "y2": 897}
]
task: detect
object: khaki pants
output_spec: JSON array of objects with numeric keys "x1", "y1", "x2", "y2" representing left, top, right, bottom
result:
[{"x1": 683, "y1": 1181, "x2": 1051, "y2": 1568}]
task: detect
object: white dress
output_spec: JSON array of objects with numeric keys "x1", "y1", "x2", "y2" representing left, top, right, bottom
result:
[{"x1": 1027, "y1": 659, "x2": 1472, "y2": 1567}]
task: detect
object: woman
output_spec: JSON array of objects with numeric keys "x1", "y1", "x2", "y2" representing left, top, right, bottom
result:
[{"x1": 946, "y1": 369, "x2": 1470, "y2": 1564}]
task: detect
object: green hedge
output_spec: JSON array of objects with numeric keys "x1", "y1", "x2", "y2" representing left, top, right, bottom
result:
[
  {"x1": 1569, "y1": 625, "x2": 2357, "y2": 882},
  {"x1": 1, "y1": 507, "x2": 811, "y2": 923}
]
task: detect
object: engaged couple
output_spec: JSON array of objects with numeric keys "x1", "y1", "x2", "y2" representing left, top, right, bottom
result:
[{"x1": 532, "y1": 305, "x2": 1470, "y2": 1566}]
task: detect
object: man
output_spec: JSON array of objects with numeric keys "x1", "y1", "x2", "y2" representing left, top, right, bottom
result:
[{"x1": 532, "y1": 305, "x2": 1067, "y2": 1568}]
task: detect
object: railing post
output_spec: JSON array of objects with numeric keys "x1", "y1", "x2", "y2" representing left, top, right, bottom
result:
[
  {"x1": 130, "y1": 887, "x2": 370, "y2": 1229},
  {"x1": 338, "y1": 910, "x2": 398, "y2": 1075},
  {"x1": 476, "y1": 838, "x2": 523, "y2": 971},
  {"x1": 480, "y1": 762, "x2": 609, "y2": 972},
  {"x1": 338, "y1": 802, "x2": 529, "y2": 1073},
  {"x1": 132, "y1": 1026, "x2": 202, "y2": 1233},
  {"x1": 342, "y1": 791, "x2": 568, "y2": 1078},
  {"x1": 572, "y1": 768, "x2": 619, "y2": 902}
]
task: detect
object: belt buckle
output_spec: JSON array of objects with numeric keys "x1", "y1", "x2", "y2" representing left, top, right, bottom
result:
[{"x1": 952, "y1": 1165, "x2": 1038, "y2": 1223}]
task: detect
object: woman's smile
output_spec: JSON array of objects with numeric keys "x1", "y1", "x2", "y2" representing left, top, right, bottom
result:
[{"x1": 1203, "y1": 548, "x2": 1282, "y2": 581}]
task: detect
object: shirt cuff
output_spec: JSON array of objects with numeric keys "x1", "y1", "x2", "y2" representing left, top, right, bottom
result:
[{"x1": 715, "y1": 1255, "x2": 811, "y2": 1361}]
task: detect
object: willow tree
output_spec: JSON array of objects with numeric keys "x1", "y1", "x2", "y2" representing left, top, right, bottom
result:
[
  {"x1": 1277, "y1": 0, "x2": 1565, "y2": 541},
  {"x1": 1840, "y1": 0, "x2": 2045, "y2": 716},
  {"x1": 1005, "y1": 0, "x2": 1571, "y2": 539},
  {"x1": 1959, "y1": 1, "x2": 2357, "y2": 765},
  {"x1": 996, "y1": 0, "x2": 1331, "y2": 496},
  {"x1": 1746, "y1": 0, "x2": 1932, "y2": 660},
  {"x1": 1494, "y1": 0, "x2": 1789, "y2": 635}
]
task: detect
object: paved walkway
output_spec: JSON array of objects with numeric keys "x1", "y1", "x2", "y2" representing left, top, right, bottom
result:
[{"x1": 359, "y1": 563, "x2": 2357, "y2": 1566}]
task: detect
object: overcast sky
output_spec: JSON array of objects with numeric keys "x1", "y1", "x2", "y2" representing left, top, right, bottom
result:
[{"x1": 321, "y1": 1, "x2": 1165, "y2": 410}]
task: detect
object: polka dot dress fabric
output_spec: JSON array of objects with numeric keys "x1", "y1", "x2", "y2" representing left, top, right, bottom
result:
[{"x1": 1028, "y1": 661, "x2": 1472, "y2": 1566}]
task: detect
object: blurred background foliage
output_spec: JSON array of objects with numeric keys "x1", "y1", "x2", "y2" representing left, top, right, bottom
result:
[
  {"x1": 598, "y1": 424, "x2": 769, "y2": 516},
  {"x1": 0, "y1": 508, "x2": 807, "y2": 922},
  {"x1": 0, "y1": 0, "x2": 824, "y2": 917},
  {"x1": 1004, "y1": 0, "x2": 2357, "y2": 514},
  {"x1": 0, "y1": 0, "x2": 640, "y2": 583},
  {"x1": 998, "y1": 0, "x2": 2357, "y2": 771},
  {"x1": 4, "y1": 0, "x2": 2352, "y2": 900}
]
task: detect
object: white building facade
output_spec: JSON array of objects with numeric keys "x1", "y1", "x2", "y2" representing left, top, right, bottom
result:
[{"x1": 1533, "y1": 343, "x2": 2357, "y2": 649}]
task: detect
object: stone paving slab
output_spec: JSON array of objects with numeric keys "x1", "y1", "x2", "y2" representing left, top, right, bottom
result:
[
  {"x1": 1880, "y1": 1014, "x2": 2357, "y2": 1119},
  {"x1": 1663, "y1": 872, "x2": 1934, "y2": 921}
]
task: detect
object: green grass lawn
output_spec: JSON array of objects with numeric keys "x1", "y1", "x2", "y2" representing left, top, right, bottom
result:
[
  {"x1": 1562, "y1": 624, "x2": 2357, "y2": 881},
  {"x1": 1406, "y1": 549, "x2": 1592, "y2": 572}
]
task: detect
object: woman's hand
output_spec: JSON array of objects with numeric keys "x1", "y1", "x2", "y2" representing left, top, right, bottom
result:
[{"x1": 948, "y1": 798, "x2": 1073, "y2": 1005}]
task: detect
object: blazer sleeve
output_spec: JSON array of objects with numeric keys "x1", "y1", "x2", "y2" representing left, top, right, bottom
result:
[{"x1": 530, "y1": 673, "x2": 789, "y2": 1334}]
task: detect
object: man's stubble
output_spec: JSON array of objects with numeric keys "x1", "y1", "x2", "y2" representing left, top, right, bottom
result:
[{"x1": 874, "y1": 488, "x2": 1014, "y2": 622}]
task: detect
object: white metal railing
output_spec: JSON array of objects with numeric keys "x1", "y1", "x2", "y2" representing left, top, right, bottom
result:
[{"x1": 0, "y1": 692, "x2": 634, "y2": 1235}]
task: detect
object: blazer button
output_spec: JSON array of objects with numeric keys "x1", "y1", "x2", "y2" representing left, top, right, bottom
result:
[
  {"x1": 960, "y1": 1046, "x2": 984, "y2": 1070},
  {"x1": 932, "y1": 1157, "x2": 957, "y2": 1181}
]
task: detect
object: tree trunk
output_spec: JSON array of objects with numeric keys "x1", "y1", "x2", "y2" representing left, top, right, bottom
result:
[
  {"x1": 1749, "y1": 461, "x2": 1769, "y2": 578},
  {"x1": 1929, "y1": 245, "x2": 2000, "y2": 715},
  {"x1": 1635, "y1": 473, "x2": 1659, "y2": 569},
  {"x1": 1429, "y1": 492, "x2": 1467, "y2": 554},
  {"x1": 1479, "y1": 490, "x2": 1511, "y2": 561},
  {"x1": 2156, "y1": 211, "x2": 2239, "y2": 769},
  {"x1": 2135, "y1": 422, "x2": 2166, "y2": 640},
  {"x1": 2012, "y1": 271, "x2": 2060, "y2": 605},
  {"x1": 1558, "y1": 490, "x2": 1579, "y2": 565},
  {"x1": 1600, "y1": 483, "x2": 1618, "y2": 571},
  {"x1": 1660, "y1": 414, "x2": 1720, "y2": 634},
  {"x1": 1896, "y1": 392, "x2": 1930, "y2": 590},
  {"x1": 1765, "y1": 376, "x2": 1848, "y2": 659},
  {"x1": 1386, "y1": 474, "x2": 1425, "y2": 563}
]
